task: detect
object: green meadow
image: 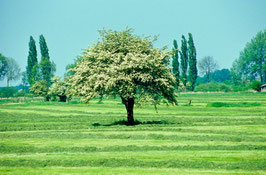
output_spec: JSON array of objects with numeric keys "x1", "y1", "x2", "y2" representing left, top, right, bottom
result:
[{"x1": 0, "y1": 92, "x2": 265, "y2": 174}]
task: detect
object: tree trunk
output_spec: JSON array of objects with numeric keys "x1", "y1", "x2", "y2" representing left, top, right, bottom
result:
[
  {"x1": 59, "y1": 95, "x2": 67, "y2": 102},
  {"x1": 264, "y1": 71, "x2": 266, "y2": 84},
  {"x1": 121, "y1": 97, "x2": 135, "y2": 125},
  {"x1": 45, "y1": 96, "x2": 50, "y2": 102},
  {"x1": 7, "y1": 79, "x2": 9, "y2": 87}
]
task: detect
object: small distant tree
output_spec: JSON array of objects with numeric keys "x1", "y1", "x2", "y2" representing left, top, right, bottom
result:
[
  {"x1": 188, "y1": 33, "x2": 197, "y2": 91},
  {"x1": 30, "y1": 80, "x2": 49, "y2": 101},
  {"x1": 172, "y1": 40, "x2": 180, "y2": 87},
  {"x1": 21, "y1": 71, "x2": 28, "y2": 92},
  {"x1": 212, "y1": 69, "x2": 231, "y2": 83},
  {"x1": 230, "y1": 58, "x2": 243, "y2": 85},
  {"x1": 70, "y1": 29, "x2": 177, "y2": 125},
  {"x1": 49, "y1": 76, "x2": 69, "y2": 102},
  {"x1": 180, "y1": 35, "x2": 188, "y2": 87},
  {"x1": 5, "y1": 57, "x2": 21, "y2": 87},
  {"x1": 0, "y1": 53, "x2": 8, "y2": 81},
  {"x1": 198, "y1": 56, "x2": 218, "y2": 83}
]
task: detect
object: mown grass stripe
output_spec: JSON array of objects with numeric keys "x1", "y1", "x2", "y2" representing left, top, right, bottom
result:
[
  {"x1": 0, "y1": 144, "x2": 265, "y2": 153},
  {"x1": 0, "y1": 159, "x2": 265, "y2": 170},
  {"x1": 1, "y1": 132, "x2": 265, "y2": 142},
  {"x1": 0, "y1": 167, "x2": 264, "y2": 175}
]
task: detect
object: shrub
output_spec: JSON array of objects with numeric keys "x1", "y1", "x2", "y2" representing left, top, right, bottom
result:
[
  {"x1": 232, "y1": 85, "x2": 249, "y2": 92},
  {"x1": 0, "y1": 87, "x2": 18, "y2": 98},
  {"x1": 207, "y1": 102, "x2": 261, "y2": 107},
  {"x1": 249, "y1": 81, "x2": 262, "y2": 92},
  {"x1": 218, "y1": 83, "x2": 231, "y2": 92},
  {"x1": 194, "y1": 82, "x2": 231, "y2": 92},
  {"x1": 14, "y1": 89, "x2": 26, "y2": 97},
  {"x1": 30, "y1": 80, "x2": 50, "y2": 101}
]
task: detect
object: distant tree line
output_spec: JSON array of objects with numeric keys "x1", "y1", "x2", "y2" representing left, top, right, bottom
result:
[{"x1": 1, "y1": 29, "x2": 264, "y2": 101}]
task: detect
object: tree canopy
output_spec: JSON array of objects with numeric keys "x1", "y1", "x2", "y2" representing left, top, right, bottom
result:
[
  {"x1": 180, "y1": 35, "x2": 188, "y2": 87},
  {"x1": 0, "y1": 53, "x2": 8, "y2": 81},
  {"x1": 188, "y1": 33, "x2": 197, "y2": 91},
  {"x1": 70, "y1": 29, "x2": 177, "y2": 125},
  {"x1": 26, "y1": 36, "x2": 38, "y2": 86},
  {"x1": 30, "y1": 80, "x2": 49, "y2": 101},
  {"x1": 231, "y1": 30, "x2": 266, "y2": 83},
  {"x1": 49, "y1": 76, "x2": 69, "y2": 102},
  {"x1": 198, "y1": 56, "x2": 218, "y2": 83},
  {"x1": 39, "y1": 35, "x2": 55, "y2": 85},
  {"x1": 172, "y1": 40, "x2": 180, "y2": 87},
  {"x1": 5, "y1": 57, "x2": 21, "y2": 87}
]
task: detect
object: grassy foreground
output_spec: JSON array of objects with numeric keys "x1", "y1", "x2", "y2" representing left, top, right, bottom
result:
[{"x1": 0, "y1": 92, "x2": 265, "y2": 174}]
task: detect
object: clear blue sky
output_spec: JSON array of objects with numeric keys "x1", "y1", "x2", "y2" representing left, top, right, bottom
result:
[{"x1": 0, "y1": 0, "x2": 265, "y2": 86}]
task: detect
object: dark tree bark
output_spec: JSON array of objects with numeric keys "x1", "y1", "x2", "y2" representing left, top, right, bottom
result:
[
  {"x1": 121, "y1": 97, "x2": 135, "y2": 125},
  {"x1": 45, "y1": 96, "x2": 50, "y2": 102},
  {"x1": 7, "y1": 79, "x2": 9, "y2": 87},
  {"x1": 59, "y1": 95, "x2": 67, "y2": 102}
]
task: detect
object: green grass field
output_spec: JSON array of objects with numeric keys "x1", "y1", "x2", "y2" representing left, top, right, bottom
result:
[{"x1": 0, "y1": 92, "x2": 265, "y2": 174}]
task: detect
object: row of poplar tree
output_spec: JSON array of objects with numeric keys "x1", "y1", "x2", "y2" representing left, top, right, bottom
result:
[
  {"x1": 26, "y1": 33, "x2": 197, "y2": 94},
  {"x1": 172, "y1": 33, "x2": 198, "y2": 91},
  {"x1": 26, "y1": 35, "x2": 55, "y2": 87}
]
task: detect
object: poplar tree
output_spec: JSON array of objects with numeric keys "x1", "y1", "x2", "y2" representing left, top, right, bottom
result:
[
  {"x1": 39, "y1": 35, "x2": 49, "y2": 59},
  {"x1": 39, "y1": 35, "x2": 55, "y2": 85},
  {"x1": 188, "y1": 33, "x2": 198, "y2": 91},
  {"x1": 26, "y1": 36, "x2": 38, "y2": 86},
  {"x1": 172, "y1": 40, "x2": 180, "y2": 87},
  {"x1": 180, "y1": 35, "x2": 188, "y2": 87}
]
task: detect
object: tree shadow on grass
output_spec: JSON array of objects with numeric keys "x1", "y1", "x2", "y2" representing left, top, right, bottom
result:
[{"x1": 92, "y1": 120, "x2": 175, "y2": 126}]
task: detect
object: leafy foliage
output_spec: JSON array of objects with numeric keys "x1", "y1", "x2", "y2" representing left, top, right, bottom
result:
[
  {"x1": 231, "y1": 30, "x2": 266, "y2": 83},
  {"x1": 180, "y1": 35, "x2": 188, "y2": 87},
  {"x1": 65, "y1": 56, "x2": 83, "y2": 77},
  {"x1": 172, "y1": 40, "x2": 180, "y2": 87},
  {"x1": 194, "y1": 82, "x2": 231, "y2": 92},
  {"x1": 26, "y1": 36, "x2": 38, "y2": 86},
  {"x1": 197, "y1": 69, "x2": 231, "y2": 84},
  {"x1": 249, "y1": 81, "x2": 262, "y2": 92},
  {"x1": 39, "y1": 35, "x2": 55, "y2": 85},
  {"x1": 211, "y1": 69, "x2": 231, "y2": 83},
  {"x1": 48, "y1": 76, "x2": 69, "y2": 102},
  {"x1": 0, "y1": 53, "x2": 8, "y2": 80},
  {"x1": 30, "y1": 80, "x2": 49, "y2": 101},
  {"x1": 5, "y1": 57, "x2": 21, "y2": 87},
  {"x1": 230, "y1": 58, "x2": 243, "y2": 85},
  {"x1": 207, "y1": 102, "x2": 261, "y2": 107},
  {"x1": 0, "y1": 87, "x2": 18, "y2": 98},
  {"x1": 40, "y1": 57, "x2": 55, "y2": 85},
  {"x1": 70, "y1": 29, "x2": 177, "y2": 124},
  {"x1": 39, "y1": 35, "x2": 50, "y2": 59},
  {"x1": 188, "y1": 33, "x2": 197, "y2": 91},
  {"x1": 198, "y1": 56, "x2": 218, "y2": 83}
]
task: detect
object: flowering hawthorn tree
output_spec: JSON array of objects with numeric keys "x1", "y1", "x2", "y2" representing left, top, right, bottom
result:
[
  {"x1": 70, "y1": 29, "x2": 177, "y2": 125},
  {"x1": 48, "y1": 76, "x2": 69, "y2": 102}
]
